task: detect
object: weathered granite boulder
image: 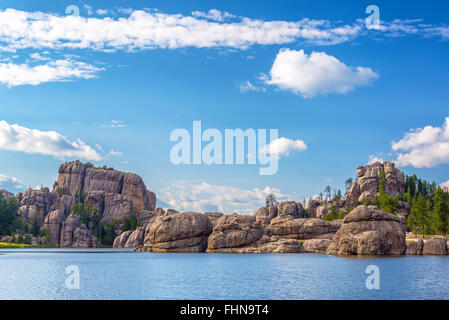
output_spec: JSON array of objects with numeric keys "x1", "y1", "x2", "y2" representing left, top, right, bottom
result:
[
  {"x1": 303, "y1": 239, "x2": 332, "y2": 253},
  {"x1": 18, "y1": 187, "x2": 56, "y2": 221},
  {"x1": 207, "y1": 214, "x2": 264, "y2": 252},
  {"x1": 59, "y1": 213, "x2": 81, "y2": 248},
  {"x1": 347, "y1": 162, "x2": 405, "y2": 205},
  {"x1": 406, "y1": 238, "x2": 424, "y2": 255},
  {"x1": 43, "y1": 210, "x2": 66, "y2": 245},
  {"x1": 124, "y1": 227, "x2": 145, "y2": 248},
  {"x1": 144, "y1": 212, "x2": 212, "y2": 252},
  {"x1": 315, "y1": 203, "x2": 332, "y2": 219},
  {"x1": 113, "y1": 230, "x2": 133, "y2": 248},
  {"x1": 423, "y1": 236, "x2": 448, "y2": 255},
  {"x1": 306, "y1": 200, "x2": 320, "y2": 218},
  {"x1": 18, "y1": 205, "x2": 44, "y2": 227},
  {"x1": 268, "y1": 216, "x2": 342, "y2": 240},
  {"x1": 277, "y1": 201, "x2": 302, "y2": 218},
  {"x1": 72, "y1": 225, "x2": 93, "y2": 248},
  {"x1": 208, "y1": 235, "x2": 305, "y2": 253},
  {"x1": 326, "y1": 205, "x2": 406, "y2": 255}
]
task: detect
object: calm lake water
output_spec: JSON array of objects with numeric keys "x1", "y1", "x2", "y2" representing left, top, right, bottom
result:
[{"x1": 1, "y1": 249, "x2": 449, "y2": 300}]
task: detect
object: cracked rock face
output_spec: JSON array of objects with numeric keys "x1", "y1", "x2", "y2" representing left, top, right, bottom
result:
[
  {"x1": 143, "y1": 212, "x2": 212, "y2": 252},
  {"x1": 347, "y1": 161, "x2": 405, "y2": 205},
  {"x1": 326, "y1": 205, "x2": 406, "y2": 256}
]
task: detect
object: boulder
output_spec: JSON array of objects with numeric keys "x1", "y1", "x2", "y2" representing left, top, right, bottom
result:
[
  {"x1": 43, "y1": 210, "x2": 66, "y2": 245},
  {"x1": 315, "y1": 203, "x2": 332, "y2": 219},
  {"x1": 0, "y1": 189, "x2": 15, "y2": 200},
  {"x1": 277, "y1": 201, "x2": 300, "y2": 218},
  {"x1": 17, "y1": 205, "x2": 39, "y2": 227},
  {"x1": 423, "y1": 236, "x2": 448, "y2": 255},
  {"x1": 144, "y1": 212, "x2": 212, "y2": 252},
  {"x1": 207, "y1": 214, "x2": 264, "y2": 252},
  {"x1": 52, "y1": 195, "x2": 76, "y2": 214},
  {"x1": 113, "y1": 231, "x2": 133, "y2": 248},
  {"x1": 124, "y1": 227, "x2": 145, "y2": 248},
  {"x1": 306, "y1": 200, "x2": 320, "y2": 218},
  {"x1": 303, "y1": 239, "x2": 332, "y2": 253},
  {"x1": 326, "y1": 205, "x2": 406, "y2": 255},
  {"x1": 59, "y1": 213, "x2": 80, "y2": 248},
  {"x1": 406, "y1": 238, "x2": 424, "y2": 255},
  {"x1": 18, "y1": 187, "x2": 56, "y2": 221},
  {"x1": 268, "y1": 216, "x2": 341, "y2": 240},
  {"x1": 72, "y1": 225, "x2": 93, "y2": 248}
]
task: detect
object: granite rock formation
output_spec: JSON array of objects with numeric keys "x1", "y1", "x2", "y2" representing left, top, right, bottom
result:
[
  {"x1": 347, "y1": 161, "x2": 405, "y2": 205},
  {"x1": 326, "y1": 205, "x2": 406, "y2": 255}
]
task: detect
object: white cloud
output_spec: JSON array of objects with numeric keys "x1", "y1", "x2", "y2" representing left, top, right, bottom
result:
[
  {"x1": 108, "y1": 149, "x2": 123, "y2": 156},
  {"x1": 159, "y1": 182, "x2": 297, "y2": 214},
  {"x1": 84, "y1": 5, "x2": 94, "y2": 16},
  {"x1": 264, "y1": 49, "x2": 378, "y2": 98},
  {"x1": 0, "y1": 120, "x2": 102, "y2": 161},
  {"x1": 0, "y1": 173, "x2": 25, "y2": 189},
  {"x1": 0, "y1": 8, "x2": 364, "y2": 52},
  {"x1": 440, "y1": 180, "x2": 449, "y2": 191},
  {"x1": 392, "y1": 117, "x2": 449, "y2": 168},
  {"x1": 0, "y1": 59, "x2": 103, "y2": 87},
  {"x1": 260, "y1": 137, "x2": 307, "y2": 157},
  {"x1": 191, "y1": 9, "x2": 235, "y2": 22},
  {"x1": 29, "y1": 52, "x2": 50, "y2": 61},
  {"x1": 239, "y1": 80, "x2": 266, "y2": 92},
  {"x1": 96, "y1": 9, "x2": 110, "y2": 16},
  {"x1": 102, "y1": 120, "x2": 127, "y2": 128},
  {"x1": 368, "y1": 155, "x2": 385, "y2": 164}
]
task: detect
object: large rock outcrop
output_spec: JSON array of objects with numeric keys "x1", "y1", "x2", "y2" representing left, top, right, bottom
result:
[
  {"x1": 423, "y1": 236, "x2": 448, "y2": 255},
  {"x1": 347, "y1": 161, "x2": 405, "y2": 205},
  {"x1": 207, "y1": 214, "x2": 264, "y2": 252},
  {"x1": 143, "y1": 212, "x2": 212, "y2": 252},
  {"x1": 52, "y1": 161, "x2": 156, "y2": 220},
  {"x1": 326, "y1": 205, "x2": 406, "y2": 255},
  {"x1": 43, "y1": 210, "x2": 66, "y2": 245}
]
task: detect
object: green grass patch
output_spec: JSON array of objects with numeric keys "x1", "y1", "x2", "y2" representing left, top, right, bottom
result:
[{"x1": 0, "y1": 242, "x2": 56, "y2": 248}]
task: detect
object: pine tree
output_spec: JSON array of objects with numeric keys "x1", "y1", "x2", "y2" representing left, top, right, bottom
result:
[
  {"x1": 31, "y1": 213, "x2": 40, "y2": 237},
  {"x1": 432, "y1": 189, "x2": 449, "y2": 236},
  {"x1": 408, "y1": 194, "x2": 429, "y2": 238}
]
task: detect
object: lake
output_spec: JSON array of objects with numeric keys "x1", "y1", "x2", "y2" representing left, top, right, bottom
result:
[{"x1": 1, "y1": 249, "x2": 449, "y2": 300}]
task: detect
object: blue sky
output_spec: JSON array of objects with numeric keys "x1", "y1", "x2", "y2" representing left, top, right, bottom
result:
[{"x1": 0, "y1": 0, "x2": 449, "y2": 213}]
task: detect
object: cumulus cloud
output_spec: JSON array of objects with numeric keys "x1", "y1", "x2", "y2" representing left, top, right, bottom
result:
[
  {"x1": 0, "y1": 173, "x2": 25, "y2": 189},
  {"x1": 0, "y1": 120, "x2": 102, "y2": 161},
  {"x1": 264, "y1": 49, "x2": 378, "y2": 97},
  {"x1": 260, "y1": 137, "x2": 307, "y2": 157},
  {"x1": 392, "y1": 117, "x2": 449, "y2": 168},
  {"x1": 159, "y1": 182, "x2": 296, "y2": 214},
  {"x1": 0, "y1": 59, "x2": 103, "y2": 87}
]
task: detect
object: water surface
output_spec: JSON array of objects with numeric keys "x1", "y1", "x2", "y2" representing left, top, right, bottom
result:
[{"x1": 1, "y1": 249, "x2": 448, "y2": 300}]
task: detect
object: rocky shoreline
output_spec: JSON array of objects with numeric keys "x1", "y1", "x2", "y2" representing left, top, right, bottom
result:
[{"x1": 1, "y1": 160, "x2": 448, "y2": 256}]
